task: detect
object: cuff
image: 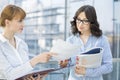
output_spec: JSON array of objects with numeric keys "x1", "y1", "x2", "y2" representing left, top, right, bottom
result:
[{"x1": 27, "y1": 61, "x2": 34, "y2": 69}]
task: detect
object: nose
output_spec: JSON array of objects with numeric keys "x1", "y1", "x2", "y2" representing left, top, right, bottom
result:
[
  {"x1": 21, "y1": 21, "x2": 24, "y2": 27},
  {"x1": 78, "y1": 22, "x2": 83, "y2": 26}
]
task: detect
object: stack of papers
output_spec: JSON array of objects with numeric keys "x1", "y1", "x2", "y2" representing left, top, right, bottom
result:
[{"x1": 50, "y1": 39, "x2": 80, "y2": 61}]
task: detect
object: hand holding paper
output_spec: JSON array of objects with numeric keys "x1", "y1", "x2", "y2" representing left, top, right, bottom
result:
[
  {"x1": 50, "y1": 39, "x2": 80, "y2": 61},
  {"x1": 59, "y1": 59, "x2": 70, "y2": 68},
  {"x1": 76, "y1": 47, "x2": 103, "y2": 68}
]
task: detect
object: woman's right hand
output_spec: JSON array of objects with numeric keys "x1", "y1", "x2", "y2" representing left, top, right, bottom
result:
[
  {"x1": 59, "y1": 59, "x2": 69, "y2": 68},
  {"x1": 36, "y1": 52, "x2": 52, "y2": 63},
  {"x1": 30, "y1": 52, "x2": 56, "y2": 67}
]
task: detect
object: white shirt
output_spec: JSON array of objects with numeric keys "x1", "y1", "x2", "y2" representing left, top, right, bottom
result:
[{"x1": 0, "y1": 34, "x2": 33, "y2": 80}]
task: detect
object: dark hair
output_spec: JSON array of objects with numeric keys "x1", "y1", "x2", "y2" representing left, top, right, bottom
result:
[
  {"x1": 0, "y1": 4, "x2": 26, "y2": 27},
  {"x1": 71, "y1": 5, "x2": 102, "y2": 37}
]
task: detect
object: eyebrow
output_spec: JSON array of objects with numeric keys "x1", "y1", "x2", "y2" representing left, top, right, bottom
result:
[{"x1": 77, "y1": 17, "x2": 88, "y2": 20}]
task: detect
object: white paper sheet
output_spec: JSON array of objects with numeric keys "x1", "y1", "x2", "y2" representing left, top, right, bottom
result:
[{"x1": 50, "y1": 39, "x2": 80, "y2": 61}]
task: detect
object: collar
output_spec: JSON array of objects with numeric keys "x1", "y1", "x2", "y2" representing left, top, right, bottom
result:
[
  {"x1": 76, "y1": 33, "x2": 92, "y2": 37},
  {"x1": 0, "y1": 34, "x2": 22, "y2": 44},
  {"x1": 0, "y1": 34, "x2": 8, "y2": 43}
]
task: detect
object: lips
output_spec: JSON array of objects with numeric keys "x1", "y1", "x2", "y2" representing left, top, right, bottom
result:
[
  {"x1": 20, "y1": 28, "x2": 23, "y2": 30},
  {"x1": 79, "y1": 27, "x2": 84, "y2": 30}
]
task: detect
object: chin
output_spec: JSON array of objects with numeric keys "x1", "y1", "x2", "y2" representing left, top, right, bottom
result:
[
  {"x1": 20, "y1": 30, "x2": 23, "y2": 32},
  {"x1": 78, "y1": 30, "x2": 82, "y2": 32},
  {"x1": 17, "y1": 31, "x2": 22, "y2": 33}
]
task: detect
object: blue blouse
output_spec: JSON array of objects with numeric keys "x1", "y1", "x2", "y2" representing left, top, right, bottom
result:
[{"x1": 66, "y1": 34, "x2": 113, "y2": 80}]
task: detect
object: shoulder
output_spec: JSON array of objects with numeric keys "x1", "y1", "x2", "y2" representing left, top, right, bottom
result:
[
  {"x1": 67, "y1": 35, "x2": 75, "y2": 40},
  {"x1": 98, "y1": 35, "x2": 109, "y2": 42},
  {"x1": 0, "y1": 34, "x2": 6, "y2": 45},
  {"x1": 97, "y1": 35, "x2": 110, "y2": 46},
  {"x1": 66, "y1": 35, "x2": 78, "y2": 43}
]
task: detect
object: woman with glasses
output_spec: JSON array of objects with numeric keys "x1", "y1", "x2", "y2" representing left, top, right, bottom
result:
[
  {"x1": 0, "y1": 5, "x2": 55, "y2": 80},
  {"x1": 60, "y1": 5, "x2": 113, "y2": 80}
]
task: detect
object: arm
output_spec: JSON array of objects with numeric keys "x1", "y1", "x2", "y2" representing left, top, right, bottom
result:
[
  {"x1": 0, "y1": 45, "x2": 33, "y2": 80},
  {"x1": 30, "y1": 52, "x2": 52, "y2": 67},
  {"x1": 85, "y1": 37, "x2": 113, "y2": 77},
  {"x1": 0, "y1": 42, "x2": 52, "y2": 80}
]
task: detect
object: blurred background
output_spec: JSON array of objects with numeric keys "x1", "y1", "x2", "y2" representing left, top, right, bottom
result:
[{"x1": 0, "y1": 0, "x2": 120, "y2": 80}]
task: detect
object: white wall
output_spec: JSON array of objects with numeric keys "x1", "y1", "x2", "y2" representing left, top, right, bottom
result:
[
  {"x1": 94, "y1": 0, "x2": 113, "y2": 32},
  {"x1": 0, "y1": 0, "x2": 9, "y2": 12}
]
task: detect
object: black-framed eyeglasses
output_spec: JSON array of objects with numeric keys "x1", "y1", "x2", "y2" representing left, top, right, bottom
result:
[{"x1": 76, "y1": 18, "x2": 90, "y2": 25}]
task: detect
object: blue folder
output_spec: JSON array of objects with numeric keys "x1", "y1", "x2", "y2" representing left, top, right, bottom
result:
[{"x1": 81, "y1": 47, "x2": 102, "y2": 54}]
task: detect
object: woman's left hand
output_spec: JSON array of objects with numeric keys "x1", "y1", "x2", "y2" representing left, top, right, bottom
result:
[
  {"x1": 24, "y1": 73, "x2": 47, "y2": 80},
  {"x1": 75, "y1": 65, "x2": 86, "y2": 75}
]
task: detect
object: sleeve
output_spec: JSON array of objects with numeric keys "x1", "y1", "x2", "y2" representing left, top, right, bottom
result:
[
  {"x1": 66, "y1": 37, "x2": 76, "y2": 66},
  {"x1": 0, "y1": 45, "x2": 33, "y2": 80},
  {"x1": 5, "y1": 61, "x2": 33, "y2": 80},
  {"x1": 85, "y1": 36, "x2": 113, "y2": 77}
]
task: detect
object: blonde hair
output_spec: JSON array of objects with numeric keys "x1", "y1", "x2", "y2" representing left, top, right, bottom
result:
[{"x1": 0, "y1": 4, "x2": 26, "y2": 27}]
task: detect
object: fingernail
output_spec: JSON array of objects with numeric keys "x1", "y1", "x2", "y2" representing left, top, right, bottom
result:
[
  {"x1": 65, "y1": 59, "x2": 68, "y2": 62},
  {"x1": 76, "y1": 56, "x2": 79, "y2": 60},
  {"x1": 76, "y1": 62, "x2": 79, "y2": 64},
  {"x1": 61, "y1": 61, "x2": 63, "y2": 63}
]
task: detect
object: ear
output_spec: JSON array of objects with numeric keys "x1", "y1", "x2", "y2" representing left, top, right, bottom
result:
[{"x1": 5, "y1": 19, "x2": 10, "y2": 26}]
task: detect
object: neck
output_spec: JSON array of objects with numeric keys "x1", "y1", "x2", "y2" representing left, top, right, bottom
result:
[
  {"x1": 2, "y1": 30, "x2": 14, "y2": 41},
  {"x1": 2, "y1": 27, "x2": 16, "y2": 48},
  {"x1": 80, "y1": 31, "x2": 91, "y2": 45},
  {"x1": 81, "y1": 31, "x2": 91, "y2": 37}
]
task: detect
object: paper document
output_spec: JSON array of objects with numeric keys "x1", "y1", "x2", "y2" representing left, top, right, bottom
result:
[
  {"x1": 77, "y1": 47, "x2": 103, "y2": 68},
  {"x1": 50, "y1": 39, "x2": 80, "y2": 61}
]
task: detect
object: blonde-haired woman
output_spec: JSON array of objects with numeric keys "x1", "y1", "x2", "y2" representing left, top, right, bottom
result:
[{"x1": 0, "y1": 5, "x2": 53, "y2": 80}]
